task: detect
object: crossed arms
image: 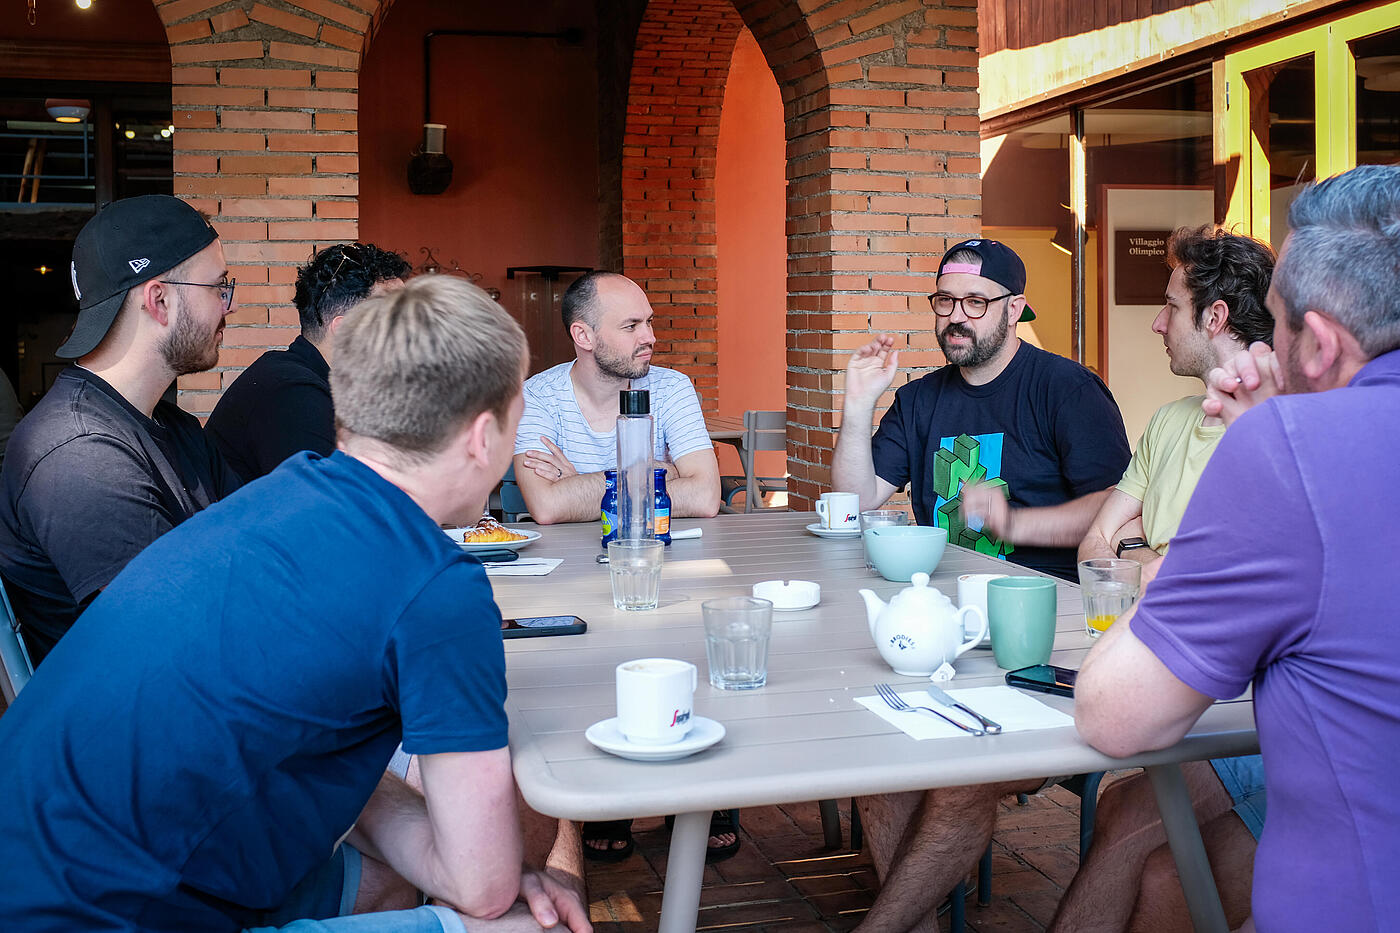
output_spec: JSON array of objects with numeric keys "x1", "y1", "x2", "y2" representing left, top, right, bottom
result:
[{"x1": 514, "y1": 440, "x2": 720, "y2": 525}]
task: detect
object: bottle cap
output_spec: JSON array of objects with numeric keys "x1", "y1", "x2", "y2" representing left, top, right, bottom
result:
[{"x1": 619, "y1": 389, "x2": 651, "y2": 415}]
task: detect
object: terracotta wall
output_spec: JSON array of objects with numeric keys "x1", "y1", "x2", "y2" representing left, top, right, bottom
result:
[
  {"x1": 716, "y1": 28, "x2": 786, "y2": 480},
  {"x1": 357, "y1": 0, "x2": 600, "y2": 376}
]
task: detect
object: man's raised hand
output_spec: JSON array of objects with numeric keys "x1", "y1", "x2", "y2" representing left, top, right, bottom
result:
[
  {"x1": 844, "y1": 335, "x2": 900, "y2": 411},
  {"x1": 1203, "y1": 342, "x2": 1281, "y2": 426}
]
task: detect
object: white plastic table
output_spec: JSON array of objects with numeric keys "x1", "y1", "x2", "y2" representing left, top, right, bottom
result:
[{"x1": 489, "y1": 511, "x2": 1256, "y2": 933}]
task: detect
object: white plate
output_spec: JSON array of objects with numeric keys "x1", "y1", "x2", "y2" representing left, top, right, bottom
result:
[
  {"x1": 443, "y1": 527, "x2": 542, "y2": 552},
  {"x1": 806, "y1": 522, "x2": 861, "y2": 539},
  {"x1": 585, "y1": 716, "x2": 726, "y2": 762}
]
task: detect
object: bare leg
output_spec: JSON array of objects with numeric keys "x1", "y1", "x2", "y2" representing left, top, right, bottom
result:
[
  {"x1": 1126, "y1": 812, "x2": 1255, "y2": 933},
  {"x1": 855, "y1": 780, "x2": 1039, "y2": 933},
  {"x1": 1049, "y1": 762, "x2": 1232, "y2": 933}
]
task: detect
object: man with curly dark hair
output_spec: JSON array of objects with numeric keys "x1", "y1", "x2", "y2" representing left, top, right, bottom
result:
[{"x1": 208, "y1": 243, "x2": 411, "y2": 481}]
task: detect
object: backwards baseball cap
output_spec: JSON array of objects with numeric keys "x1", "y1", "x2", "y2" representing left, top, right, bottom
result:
[
  {"x1": 58, "y1": 194, "x2": 218, "y2": 359},
  {"x1": 936, "y1": 238, "x2": 1036, "y2": 322}
]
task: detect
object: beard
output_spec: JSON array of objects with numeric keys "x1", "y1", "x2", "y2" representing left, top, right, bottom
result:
[
  {"x1": 160, "y1": 306, "x2": 222, "y2": 376},
  {"x1": 594, "y1": 337, "x2": 650, "y2": 381},
  {"x1": 937, "y1": 312, "x2": 1009, "y2": 368}
]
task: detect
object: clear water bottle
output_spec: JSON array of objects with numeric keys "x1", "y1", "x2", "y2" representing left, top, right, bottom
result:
[{"x1": 616, "y1": 389, "x2": 654, "y2": 541}]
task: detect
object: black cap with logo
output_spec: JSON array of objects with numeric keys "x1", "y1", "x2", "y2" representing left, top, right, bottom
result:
[
  {"x1": 58, "y1": 194, "x2": 218, "y2": 359},
  {"x1": 936, "y1": 238, "x2": 1036, "y2": 322}
]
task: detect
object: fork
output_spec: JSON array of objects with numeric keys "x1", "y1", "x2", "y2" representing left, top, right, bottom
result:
[{"x1": 874, "y1": 683, "x2": 986, "y2": 736}]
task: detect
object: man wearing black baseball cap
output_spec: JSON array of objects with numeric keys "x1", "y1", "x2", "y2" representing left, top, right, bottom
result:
[
  {"x1": 0, "y1": 194, "x2": 241, "y2": 664},
  {"x1": 832, "y1": 238, "x2": 1131, "y2": 931}
]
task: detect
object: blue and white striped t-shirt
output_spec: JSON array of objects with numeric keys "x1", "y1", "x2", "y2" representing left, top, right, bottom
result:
[{"x1": 514, "y1": 362, "x2": 713, "y2": 473}]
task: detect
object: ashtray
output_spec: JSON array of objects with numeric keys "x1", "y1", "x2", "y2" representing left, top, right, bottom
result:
[{"x1": 752, "y1": 579, "x2": 820, "y2": 612}]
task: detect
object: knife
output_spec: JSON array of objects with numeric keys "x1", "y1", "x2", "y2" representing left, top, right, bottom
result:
[{"x1": 926, "y1": 684, "x2": 1003, "y2": 734}]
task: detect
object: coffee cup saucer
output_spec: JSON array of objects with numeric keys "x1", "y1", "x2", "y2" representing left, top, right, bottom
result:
[
  {"x1": 585, "y1": 716, "x2": 726, "y2": 762},
  {"x1": 806, "y1": 522, "x2": 861, "y2": 539}
]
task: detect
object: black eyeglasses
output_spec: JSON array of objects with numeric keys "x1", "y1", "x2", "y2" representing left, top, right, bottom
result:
[
  {"x1": 162, "y1": 278, "x2": 236, "y2": 311},
  {"x1": 928, "y1": 291, "x2": 1012, "y2": 319}
]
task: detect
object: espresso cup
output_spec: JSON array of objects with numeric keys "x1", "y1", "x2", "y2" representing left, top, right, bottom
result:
[
  {"x1": 815, "y1": 491, "x2": 860, "y2": 530},
  {"x1": 987, "y1": 577, "x2": 1058, "y2": 670},
  {"x1": 616, "y1": 658, "x2": 698, "y2": 745}
]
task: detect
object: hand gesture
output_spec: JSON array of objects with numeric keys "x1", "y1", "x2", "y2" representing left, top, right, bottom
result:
[
  {"x1": 960, "y1": 481, "x2": 1013, "y2": 539},
  {"x1": 844, "y1": 335, "x2": 900, "y2": 411},
  {"x1": 521, "y1": 438, "x2": 578, "y2": 483},
  {"x1": 445, "y1": 870, "x2": 592, "y2": 933},
  {"x1": 1203, "y1": 342, "x2": 1281, "y2": 426}
]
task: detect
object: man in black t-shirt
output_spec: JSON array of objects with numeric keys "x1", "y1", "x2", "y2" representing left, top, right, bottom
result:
[
  {"x1": 206, "y1": 243, "x2": 409, "y2": 482},
  {"x1": 832, "y1": 239, "x2": 1129, "y2": 932},
  {"x1": 0, "y1": 195, "x2": 242, "y2": 664}
]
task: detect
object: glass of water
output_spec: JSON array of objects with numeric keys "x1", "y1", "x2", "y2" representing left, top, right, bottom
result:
[
  {"x1": 608, "y1": 539, "x2": 664, "y2": 611},
  {"x1": 702, "y1": 596, "x2": 773, "y2": 690},
  {"x1": 1077, "y1": 558, "x2": 1142, "y2": 637},
  {"x1": 859, "y1": 509, "x2": 907, "y2": 572}
]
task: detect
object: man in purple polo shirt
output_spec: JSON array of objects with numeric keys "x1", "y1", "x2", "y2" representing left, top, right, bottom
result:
[{"x1": 1075, "y1": 163, "x2": 1400, "y2": 932}]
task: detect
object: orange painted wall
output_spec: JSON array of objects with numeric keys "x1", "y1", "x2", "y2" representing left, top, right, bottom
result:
[
  {"x1": 359, "y1": 0, "x2": 599, "y2": 373},
  {"x1": 715, "y1": 28, "x2": 786, "y2": 480}
]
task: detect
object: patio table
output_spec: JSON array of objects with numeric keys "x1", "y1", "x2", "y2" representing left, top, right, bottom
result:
[{"x1": 489, "y1": 511, "x2": 1257, "y2": 933}]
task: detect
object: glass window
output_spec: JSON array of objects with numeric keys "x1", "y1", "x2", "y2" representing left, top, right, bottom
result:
[{"x1": 1353, "y1": 26, "x2": 1400, "y2": 167}]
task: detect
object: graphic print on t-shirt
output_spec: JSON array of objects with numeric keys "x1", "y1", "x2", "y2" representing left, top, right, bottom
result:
[{"x1": 932, "y1": 433, "x2": 1013, "y2": 560}]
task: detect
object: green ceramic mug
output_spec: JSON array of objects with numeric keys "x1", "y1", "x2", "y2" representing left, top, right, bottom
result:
[{"x1": 987, "y1": 576, "x2": 1058, "y2": 670}]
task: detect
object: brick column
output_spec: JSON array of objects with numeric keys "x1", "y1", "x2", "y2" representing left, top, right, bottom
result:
[
  {"x1": 736, "y1": 0, "x2": 981, "y2": 508},
  {"x1": 156, "y1": 0, "x2": 375, "y2": 417}
]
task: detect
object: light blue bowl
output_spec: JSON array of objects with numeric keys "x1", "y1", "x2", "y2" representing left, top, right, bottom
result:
[{"x1": 864, "y1": 525, "x2": 949, "y2": 582}]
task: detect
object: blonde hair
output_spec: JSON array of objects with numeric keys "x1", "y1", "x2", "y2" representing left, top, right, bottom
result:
[{"x1": 332, "y1": 276, "x2": 527, "y2": 461}]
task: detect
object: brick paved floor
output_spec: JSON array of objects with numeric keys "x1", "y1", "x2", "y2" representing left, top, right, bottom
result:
[{"x1": 586, "y1": 778, "x2": 1123, "y2": 933}]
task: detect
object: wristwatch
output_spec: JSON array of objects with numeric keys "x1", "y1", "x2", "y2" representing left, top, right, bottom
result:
[{"x1": 1115, "y1": 536, "x2": 1152, "y2": 558}]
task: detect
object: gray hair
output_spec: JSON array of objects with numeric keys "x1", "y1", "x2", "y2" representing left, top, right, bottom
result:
[
  {"x1": 1275, "y1": 164, "x2": 1400, "y2": 357},
  {"x1": 332, "y1": 276, "x2": 527, "y2": 462}
]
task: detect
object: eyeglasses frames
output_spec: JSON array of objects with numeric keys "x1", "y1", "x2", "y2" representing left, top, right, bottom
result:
[
  {"x1": 161, "y1": 278, "x2": 236, "y2": 312},
  {"x1": 927, "y1": 292, "x2": 1012, "y2": 319}
]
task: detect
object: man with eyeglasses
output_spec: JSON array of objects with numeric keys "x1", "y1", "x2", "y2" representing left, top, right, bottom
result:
[
  {"x1": 0, "y1": 194, "x2": 242, "y2": 664},
  {"x1": 207, "y1": 243, "x2": 410, "y2": 482},
  {"x1": 834, "y1": 237, "x2": 1130, "y2": 581},
  {"x1": 832, "y1": 238, "x2": 1130, "y2": 933}
]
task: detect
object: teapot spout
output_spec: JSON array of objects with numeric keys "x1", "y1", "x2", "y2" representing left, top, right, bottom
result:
[{"x1": 858, "y1": 589, "x2": 887, "y2": 637}]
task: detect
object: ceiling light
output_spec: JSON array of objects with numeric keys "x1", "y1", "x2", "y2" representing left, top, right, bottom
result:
[
  {"x1": 76, "y1": 0, "x2": 92, "y2": 8},
  {"x1": 45, "y1": 98, "x2": 91, "y2": 124},
  {"x1": 124, "y1": 129, "x2": 135, "y2": 139},
  {"x1": 160, "y1": 128, "x2": 171, "y2": 138}
]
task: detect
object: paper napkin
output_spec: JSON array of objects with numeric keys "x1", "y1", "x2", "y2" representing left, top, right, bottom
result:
[
  {"x1": 485, "y1": 559, "x2": 563, "y2": 577},
  {"x1": 856, "y1": 685, "x2": 1075, "y2": 740}
]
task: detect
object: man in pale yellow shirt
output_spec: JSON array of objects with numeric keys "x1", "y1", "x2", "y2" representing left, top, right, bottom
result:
[
  {"x1": 1051, "y1": 226, "x2": 1275, "y2": 933},
  {"x1": 1079, "y1": 227, "x2": 1275, "y2": 586}
]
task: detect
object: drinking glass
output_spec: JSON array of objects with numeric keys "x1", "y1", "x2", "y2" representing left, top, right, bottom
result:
[
  {"x1": 608, "y1": 539, "x2": 664, "y2": 610},
  {"x1": 1077, "y1": 559, "x2": 1142, "y2": 637},
  {"x1": 860, "y1": 509, "x2": 907, "y2": 571},
  {"x1": 702, "y1": 596, "x2": 773, "y2": 690}
]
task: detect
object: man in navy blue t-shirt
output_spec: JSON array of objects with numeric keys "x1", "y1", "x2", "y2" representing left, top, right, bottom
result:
[
  {"x1": 0, "y1": 277, "x2": 589, "y2": 933},
  {"x1": 832, "y1": 239, "x2": 1129, "y2": 931}
]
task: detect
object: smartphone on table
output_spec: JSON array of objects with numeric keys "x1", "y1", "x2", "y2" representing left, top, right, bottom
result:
[
  {"x1": 501, "y1": 615, "x2": 588, "y2": 639},
  {"x1": 1005, "y1": 664, "x2": 1077, "y2": 698}
]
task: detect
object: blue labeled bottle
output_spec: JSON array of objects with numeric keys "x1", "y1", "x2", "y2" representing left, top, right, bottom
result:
[
  {"x1": 653, "y1": 468, "x2": 672, "y2": 545},
  {"x1": 600, "y1": 469, "x2": 619, "y2": 547}
]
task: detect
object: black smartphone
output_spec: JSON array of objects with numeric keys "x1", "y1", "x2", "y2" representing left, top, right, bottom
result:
[
  {"x1": 1005, "y1": 664, "x2": 1078, "y2": 698},
  {"x1": 470, "y1": 549, "x2": 518, "y2": 563},
  {"x1": 501, "y1": 615, "x2": 588, "y2": 639}
]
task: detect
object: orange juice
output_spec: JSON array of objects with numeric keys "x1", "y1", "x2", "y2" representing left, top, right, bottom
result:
[{"x1": 1086, "y1": 614, "x2": 1117, "y2": 634}]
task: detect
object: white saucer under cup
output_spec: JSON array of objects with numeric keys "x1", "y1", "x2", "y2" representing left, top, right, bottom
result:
[{"x1": 585, "y1": 716, "x2": 726, "y2": 762}]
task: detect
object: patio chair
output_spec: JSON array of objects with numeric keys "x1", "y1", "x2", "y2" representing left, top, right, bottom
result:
[
  {"x1": 718, "y1": 410, "x2": 787, "y2": 513},
  {"x1": 0, "y1": 576, "x2": 34, "y2": 705}
]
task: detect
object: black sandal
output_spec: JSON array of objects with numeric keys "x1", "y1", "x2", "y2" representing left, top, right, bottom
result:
[
  {"x1": 664, "y1": 810, "x2": 741, "y2": 863},
  {"x1": 581, "y1": 819, "x2": 635, "y2": 863}
]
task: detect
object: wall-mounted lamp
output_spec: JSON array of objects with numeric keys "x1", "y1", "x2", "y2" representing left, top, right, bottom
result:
[
  {"x1": 407, "y1": 123, "x2": 453, "y2": 195},
  {"x1": 45, "y1": 98, "x2": 91, "y2": 123},
  {"x1": 416, "y1": 247, "x2": 500, "y2": 299}
]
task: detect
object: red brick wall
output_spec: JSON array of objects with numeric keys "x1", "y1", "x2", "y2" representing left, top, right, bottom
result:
[
  {"x1": 157, "y1": 0, "x2": 373, "y2": 417},
  {"x1": 627, "y1": 0, "x2": 981, "y2": 507}
]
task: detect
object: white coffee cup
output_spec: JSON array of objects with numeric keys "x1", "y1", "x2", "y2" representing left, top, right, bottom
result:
[
  {"x1": 616, "y1": 658, "x2": 698, "y2": 745},
  {"x1": 816, "y1": 491, "x2": 861, "y2": 530},
  {"x1": 957, "y1": 573, "x2": 1009, "y2": 641}
]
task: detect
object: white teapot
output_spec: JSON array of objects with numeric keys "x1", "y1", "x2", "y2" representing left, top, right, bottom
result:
[{"x1": 860, "y1": 573, "x2": 987, "y2": 676}]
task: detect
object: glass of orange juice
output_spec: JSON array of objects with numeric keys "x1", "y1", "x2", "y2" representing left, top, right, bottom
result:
[{"x1": 1077, "y1": 559, "x2": 1141, "y2": 637}]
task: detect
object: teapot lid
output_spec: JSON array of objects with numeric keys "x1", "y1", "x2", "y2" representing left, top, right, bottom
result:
[{"x1": 890, "y1": 572, "x2": 952, "y2": 607}]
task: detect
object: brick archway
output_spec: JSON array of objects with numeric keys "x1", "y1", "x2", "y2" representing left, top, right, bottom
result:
[{"x1": 622, "y1": 0, "x2": 982, "y2": 507}]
